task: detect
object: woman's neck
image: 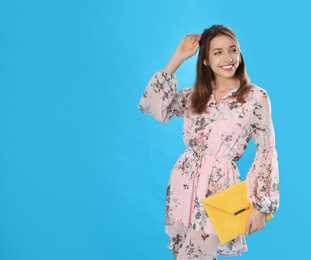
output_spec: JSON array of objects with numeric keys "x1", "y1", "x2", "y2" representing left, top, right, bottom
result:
[{"x1": 214, "y1": 76, "x2": 240, "y2": 92}]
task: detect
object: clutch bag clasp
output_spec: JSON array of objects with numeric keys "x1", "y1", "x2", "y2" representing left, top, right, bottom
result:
[{"x1": 234, "y1": 207, "x2": 249, "y2": 215}]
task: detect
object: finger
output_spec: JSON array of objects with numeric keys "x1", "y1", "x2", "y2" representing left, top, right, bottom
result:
[
  {"x1": 193, "y1": 33, "x2": 199, "y2": 44},
  {"x1": 187, "y1": 33, "x2": 194, "y2": 42},
  {"x1": 258, "y1": 224, "x2": 265, "y2": 231},
  {"x1": 250, "y1": 226, "x2": 258, "y2": 235},
  {"x1": 194, "y1": 33, "x2": 201, "y2": 45},
  {"x1": 183, "y1": 34, "x2": 190, "y2": 42},
  {"x1": 190, "y1": 33, "x2": 197, "y2": 43},
  {"x1": 197, "y1": 33, "x2": 203, "y2": 41},
  {"x1": 185, "y1": 33, "x2": 192, "y2": 42}
]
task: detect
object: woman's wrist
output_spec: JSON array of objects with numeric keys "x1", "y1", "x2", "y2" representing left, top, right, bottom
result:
[
  {"x1": 253, "y1": 208, "x2": 265, "y2": 215},
  {"x1": 162, "y1": 54, "x2": 185, "y2": 76}
]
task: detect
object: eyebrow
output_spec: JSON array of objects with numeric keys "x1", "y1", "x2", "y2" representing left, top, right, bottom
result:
[{"x1": 212, "y1": 45, "x2": 237, "y2": 52}]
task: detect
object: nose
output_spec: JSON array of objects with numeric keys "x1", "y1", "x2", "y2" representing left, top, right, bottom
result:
[{"x1": 224, "y1": 52, "x2": 233, "y2": 62}]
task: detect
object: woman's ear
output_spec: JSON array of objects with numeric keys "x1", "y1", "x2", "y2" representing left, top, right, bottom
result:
[{"x1": 203, "y1": 59, "x2": 209, "y2": 66}]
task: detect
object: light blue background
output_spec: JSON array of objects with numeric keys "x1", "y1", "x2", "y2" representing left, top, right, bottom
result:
[{"x1": 0, "y1": 0, "x2": 310, "y2": 259}]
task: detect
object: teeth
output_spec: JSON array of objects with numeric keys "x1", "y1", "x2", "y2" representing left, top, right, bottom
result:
[{"x1": 222, "y1": 65, "x2": 233, "y2": 69}]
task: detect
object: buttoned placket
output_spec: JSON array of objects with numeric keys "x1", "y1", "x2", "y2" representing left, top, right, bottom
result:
[
  {"x1": 212, "y1": 88, "x2": 239, "y2": 107},
  {"x1": 210, "y1": 89, "x2": 238, "y2": 124}
]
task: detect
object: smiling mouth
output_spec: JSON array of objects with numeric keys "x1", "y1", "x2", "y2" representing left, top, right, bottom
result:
[{"x1": 220, "y1": 64, "x2": 234, "y2": 70}]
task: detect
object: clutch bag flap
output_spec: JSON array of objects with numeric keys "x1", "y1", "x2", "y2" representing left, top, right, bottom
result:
[{"x1": 202, "y1": 180, "x2": 274, "y2": 245}]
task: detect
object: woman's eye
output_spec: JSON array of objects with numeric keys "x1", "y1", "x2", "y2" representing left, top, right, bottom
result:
[
  {"x1": 231, "y1": 49, "x2": 237, "y2": 52},
  {"x1": 214, "y1": 52, "x2": 221, "y2": 55}
]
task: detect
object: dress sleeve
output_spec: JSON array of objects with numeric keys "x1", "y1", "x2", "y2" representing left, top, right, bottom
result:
[
  {"x1": 246, "y1": 89, "x2": 279, "y2": 214},
  {"x1": 137, "y1": 70, "x2": 191, "y2": 123}
]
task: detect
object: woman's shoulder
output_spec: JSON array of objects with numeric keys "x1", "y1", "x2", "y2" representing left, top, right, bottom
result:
[{"x1": 248, "y1": 83, "x2": 271, "y2": 102}]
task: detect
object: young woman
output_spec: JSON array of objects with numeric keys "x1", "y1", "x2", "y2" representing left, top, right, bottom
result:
[{"x1": 137, "y1": 25, "x2": 279, "y2": 260}]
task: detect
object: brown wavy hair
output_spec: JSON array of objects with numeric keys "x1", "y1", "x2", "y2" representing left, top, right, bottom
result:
[{"x1": 189, "y1": 25, "x2": 252, "y2": 114}]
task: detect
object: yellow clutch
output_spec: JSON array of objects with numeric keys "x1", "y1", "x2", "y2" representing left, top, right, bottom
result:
[{"x1": 202, "y1": 180, "x2": 273, "y2": 245}]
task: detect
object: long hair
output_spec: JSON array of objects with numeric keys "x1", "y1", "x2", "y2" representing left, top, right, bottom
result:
[{"x1": 189, "y1": 25, "x2": 252, "y2": 114}]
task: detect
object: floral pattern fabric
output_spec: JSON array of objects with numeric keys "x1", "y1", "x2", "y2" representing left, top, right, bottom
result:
[{"x1": 137, "y1": 70, "x2": 279, "y2": 258}]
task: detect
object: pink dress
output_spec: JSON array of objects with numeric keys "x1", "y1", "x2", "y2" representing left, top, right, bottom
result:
[{"x1": 138, "y1": 70, "x2": 279, "y2": 259}]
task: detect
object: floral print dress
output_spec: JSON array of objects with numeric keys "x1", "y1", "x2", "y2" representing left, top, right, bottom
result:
[{"x1": 137, "y1": 71, "x2": 279, "y2": 259}]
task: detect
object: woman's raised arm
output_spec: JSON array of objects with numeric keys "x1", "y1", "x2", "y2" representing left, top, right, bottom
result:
[{"x1": 137, "y1": 33, "x2": 201, "y2": 123}]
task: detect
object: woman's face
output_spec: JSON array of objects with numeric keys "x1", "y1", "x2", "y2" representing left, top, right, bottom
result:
[{"x1": 203, "y1": 35, "x2": 241, "y2": 80}]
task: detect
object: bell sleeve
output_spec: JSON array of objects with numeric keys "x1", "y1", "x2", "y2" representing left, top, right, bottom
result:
[
  {"x1": 246, "y1": 89, "x2": 279, "y2": 214},
  {"x1": 137, "y1": 70, "x2": 191, "y2": 123}
]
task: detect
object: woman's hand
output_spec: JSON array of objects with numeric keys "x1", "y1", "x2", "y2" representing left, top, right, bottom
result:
[
  {"x1": 174, "y1": 33, "x2": 202, "y2": 61},
  {"x1": 245, "y1": 209, "x2": 265, "y2": 236},
  {"x1": 162, "y1": 33, "x2": 202, "y2": 76}
]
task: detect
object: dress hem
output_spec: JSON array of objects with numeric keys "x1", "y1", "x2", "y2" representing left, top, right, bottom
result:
[
  {"x1": 165, "y1": 226, "x2": 248, "y2": 257},
  {"x1": 218, "y1": 248, "x2": 248, "y2": 257}
]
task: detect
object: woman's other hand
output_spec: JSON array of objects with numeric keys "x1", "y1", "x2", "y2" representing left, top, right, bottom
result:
[
  {"x1": 175, "y1": 33, "x2": 202, "y2": 61},
  {"x1": 245, "y1": 209, "x2": 265, "y2": 236}
]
